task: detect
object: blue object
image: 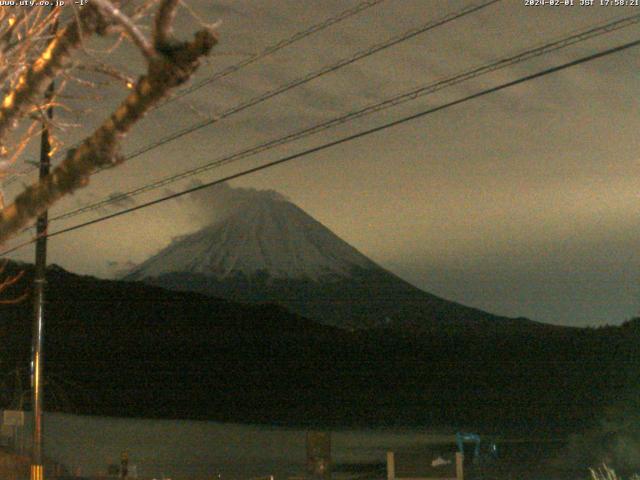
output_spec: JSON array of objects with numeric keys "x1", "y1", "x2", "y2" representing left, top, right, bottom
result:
[{"x1": 456, "y1": 432, "x2": 481, "y2": 463}]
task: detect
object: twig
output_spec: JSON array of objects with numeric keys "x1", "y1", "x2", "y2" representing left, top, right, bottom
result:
[
  {"x1": 0, "y1": 5, "x2": 105, "y2": 146},
  {"x1": 0, "y1": 269, "x2": 27, "y2": 304},
  {"x1": 92, "y1": 0, "x2": 156, "y2": 60},
  {"x1": 74, "y1": 60, "x2": 136, "y2": 88},
  {"x1": 0, "y1": 23, "x2": 217, "y2": 243}
]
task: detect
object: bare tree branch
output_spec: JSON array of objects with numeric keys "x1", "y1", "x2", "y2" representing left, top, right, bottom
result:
[
  {"x1": 0, "y1": 11, "x2": 217, "y2": 244},
  {"x1": 153, "y1": 0, "x2": 179, "y2": 47},
  {"x1": 92, "y1": 0, "x2": 156, "y2": 60},
  {"x1": 73, "y1": 61, "x2": 136, "y2": 88},
  {"x1": 0, "y1": 269, "x2": 26, "y2": 304},
  {"x1": 0, "y1": 260, "x2": 26, "y2": 303},
  {"x1": 0, "y1": 6, "x2": 107, "y2": 146}
]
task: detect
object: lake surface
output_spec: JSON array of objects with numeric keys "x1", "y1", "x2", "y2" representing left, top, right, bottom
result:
[{"x1": 27, "y1": 413, "x2": 458, "y2": 479}]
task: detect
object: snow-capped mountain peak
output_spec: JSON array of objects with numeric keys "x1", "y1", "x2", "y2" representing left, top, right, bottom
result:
[
  {"x1": 127, "y1": 194, "x2": 377, "y2": 281},
  {"x1": 127, "y1": 184, "x2": 535, "y2": 331}
]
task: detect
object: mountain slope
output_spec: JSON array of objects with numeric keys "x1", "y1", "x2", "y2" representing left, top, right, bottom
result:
[
  {"x1": 0, "y1": 261, "x2": 347, "y2": 422},
  {"x1": 126, "y1": 187, "x2": 543, "y2": 332},
  {"x1": 0, "y1": 261, "x2": 635, "y2": 432}
]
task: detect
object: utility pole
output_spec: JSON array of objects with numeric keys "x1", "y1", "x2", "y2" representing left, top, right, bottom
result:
[{"x1": 31, "y1": 9, "x2": 56, "y2": 480}]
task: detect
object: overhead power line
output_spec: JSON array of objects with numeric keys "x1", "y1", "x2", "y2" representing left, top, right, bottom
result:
[
  {"x1": 2, "y1": 35, "x2": 638, "y2": 257},
  {"x1": 165, "y1": 0, "x2": 389, "y2": 105},
  {"x1": 2, "y1": 0, "x2": 500, "y2": 188},
  {"x1": 48, "y1": 11, "x2": 640, "y2": 224},
  {"x1": 0, "y1": 0, "x2": 388, "y2": 187},
  {"x1": 114, "y1": 0, "x2": 501, "y2": 164}
]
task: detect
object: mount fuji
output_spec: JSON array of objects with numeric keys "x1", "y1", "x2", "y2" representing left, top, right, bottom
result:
[{"x1": 125, "y1": 185, "x2": 540, "y2": 331}]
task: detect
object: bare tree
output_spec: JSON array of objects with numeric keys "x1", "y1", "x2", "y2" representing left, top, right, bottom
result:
[
  {"x1": 0, "y1": 258, "x2": 26, "y2": 303},
  {"x1": 0, "y1": 1, "x2": 217, "y2": 244}
]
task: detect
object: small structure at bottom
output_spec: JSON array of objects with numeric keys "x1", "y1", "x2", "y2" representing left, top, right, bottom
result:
[{"x1": 306, "y1": 432, "x2": 331, "y2": 480}]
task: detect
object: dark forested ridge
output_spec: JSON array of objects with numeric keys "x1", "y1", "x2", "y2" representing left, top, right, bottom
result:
[{"x1": 0, "y1": 261, "x2": 636, "y2": 435}]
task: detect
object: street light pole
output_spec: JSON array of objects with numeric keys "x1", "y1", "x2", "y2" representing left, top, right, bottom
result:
[
  {"x1": 30, "y1": 87, "x2": 52, "y2": 480},
  {"x1": 31, "y1": 11, "x2": 56, "y2": 480}
]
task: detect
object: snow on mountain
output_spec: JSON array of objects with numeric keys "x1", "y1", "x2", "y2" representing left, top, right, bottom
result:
[
  {"x1": 126, "y1": 184, "x2": 542, "y2": 331},
  {"x1": 127, "y1": 191, "x2": 378, "y2": 281}
]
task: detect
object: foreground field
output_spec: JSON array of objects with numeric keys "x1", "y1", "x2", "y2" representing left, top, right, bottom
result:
[{"x1": 7, "y1": 412, "x2": 632, "y2": 480}]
